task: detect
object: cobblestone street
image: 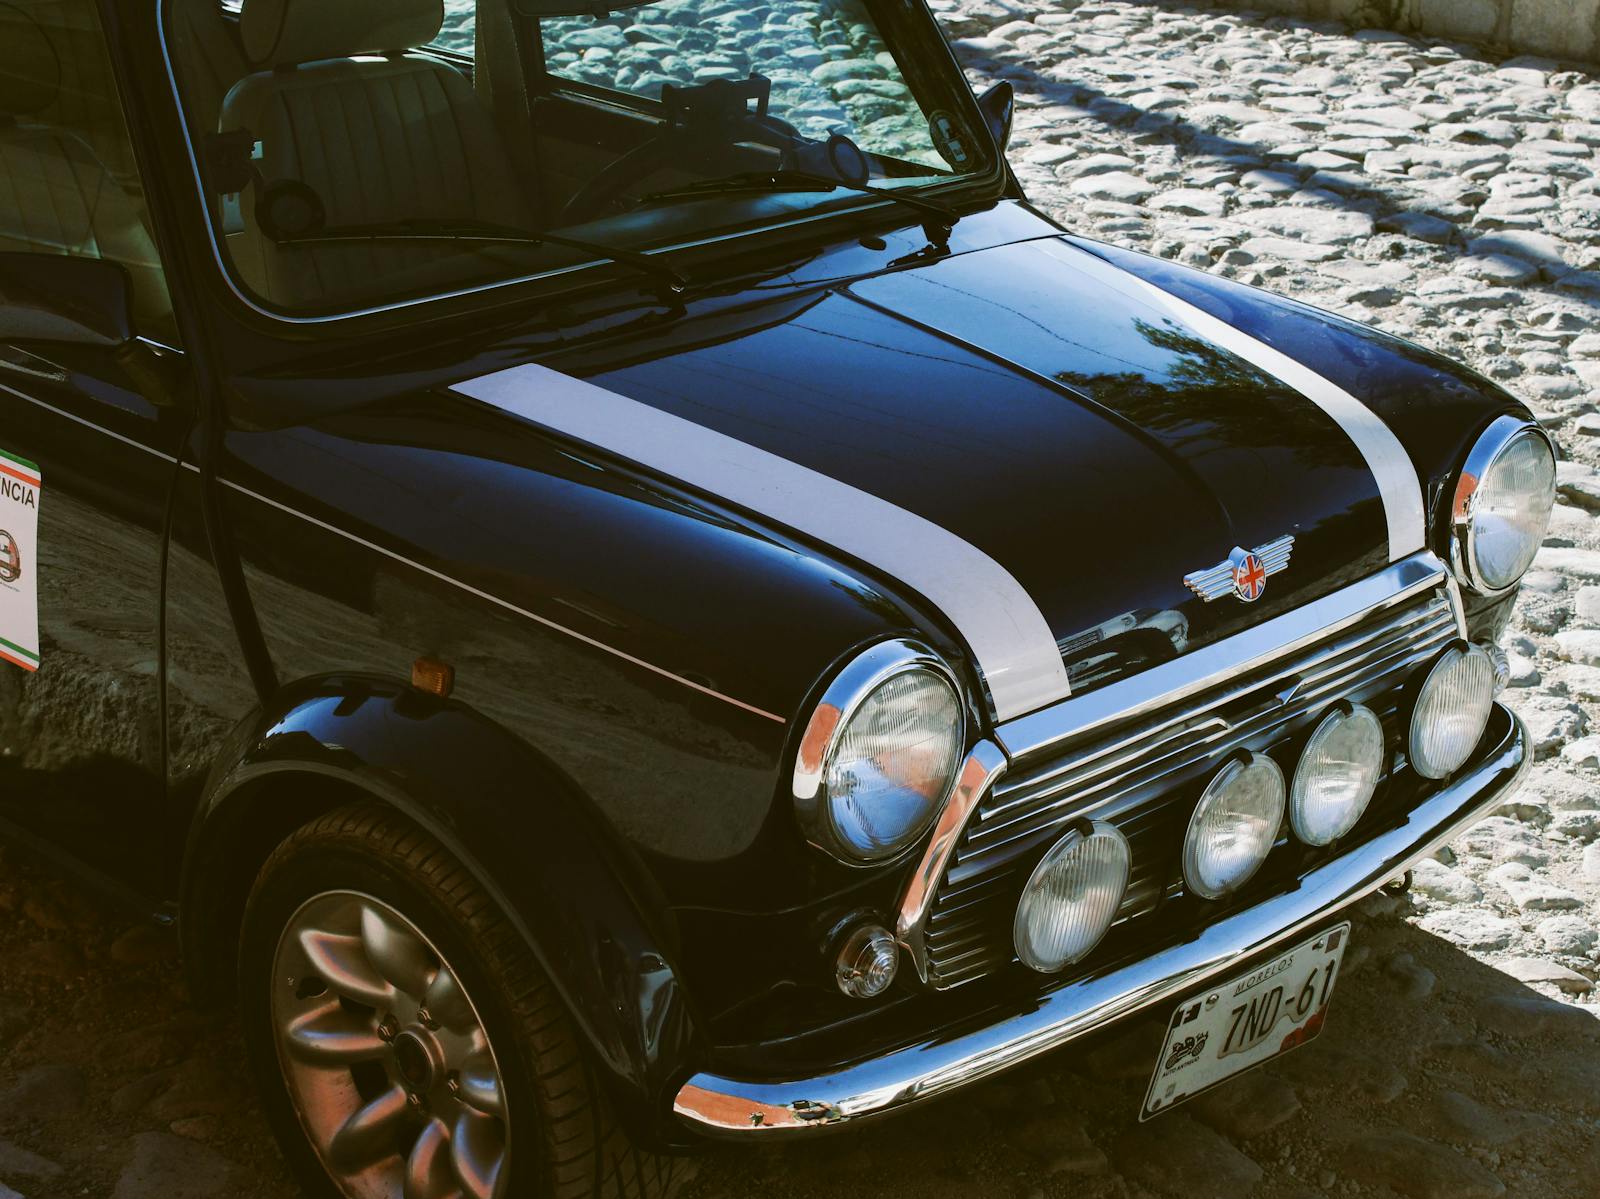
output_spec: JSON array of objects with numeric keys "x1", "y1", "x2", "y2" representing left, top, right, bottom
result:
[
  {"x1": 935, "y1": 0, "x2": 1600, "y2": 1025},
  {"x1": 6, "y1": 3, "x2": 1600, "y2": 1197}
]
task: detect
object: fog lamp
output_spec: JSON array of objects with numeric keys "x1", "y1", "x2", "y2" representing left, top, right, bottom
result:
[
  {"x1": 1290, "y1": 703, "x2": 1383, "y2": 846},
  {"x1": 1409, "y1": 643, "x2": 1495, "y2": 780},
  {"x1": 1183, "y1": 752, "x2": 1284, "y2": 899},
  {"x1": 1013, "y1": 822, "x2": 1130, "y2": 973},
  {"x1": 834, "y1": 924, "x2": 899, "y2": 999}
]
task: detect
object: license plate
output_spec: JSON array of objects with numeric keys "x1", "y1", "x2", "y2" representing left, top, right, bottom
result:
[{"x1": 1142, "y1": 923, "x2": 1349, "y2": 1120}]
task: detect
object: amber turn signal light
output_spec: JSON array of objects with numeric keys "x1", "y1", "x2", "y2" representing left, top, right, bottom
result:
[{"x1": 412, "y1": 655, "x2": 455, "y2": 698}]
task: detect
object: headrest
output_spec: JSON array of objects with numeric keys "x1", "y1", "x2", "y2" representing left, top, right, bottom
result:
[
  {"x1": 0, "y1": 3, "x2": 61, "y2": 116},
  {"x1": 241, "y1": 0, "x2": 444, "y2": 68}
]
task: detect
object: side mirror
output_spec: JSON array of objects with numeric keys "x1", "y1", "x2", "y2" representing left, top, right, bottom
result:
[
  {"x1": 976, "y1": 80, "x2": 1015, "y2": 158},
  {"x1": 0, "y1": 253, "x2": 136, "y2": 349}
]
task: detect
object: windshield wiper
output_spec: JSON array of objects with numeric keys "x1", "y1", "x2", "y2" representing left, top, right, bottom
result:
[
  {"x1": 633, "y1": 169, "x2": 960, "y2": 250},
  {"x1": 276, "y1": 218, "x2": 689, "y2": 299}
]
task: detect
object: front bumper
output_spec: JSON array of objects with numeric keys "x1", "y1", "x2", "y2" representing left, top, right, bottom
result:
[{"x1": 673, "y1": 703, "x2": 1528, "y2": 1136}]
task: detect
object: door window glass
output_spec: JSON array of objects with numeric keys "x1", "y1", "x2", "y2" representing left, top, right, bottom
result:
[
  {"x1": 437, "y1": 0, "x2": 474, "y2": 54},
  {"x1": 0, "y1": 1, "x2": 173, "y2": 335}
]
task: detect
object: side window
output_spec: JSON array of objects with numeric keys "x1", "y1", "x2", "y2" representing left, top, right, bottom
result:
[
  {"x1": 435, "y1": 0, "x2": 474, "y2": 55},
  {"x1": 221, "y1": 1, "x2": 474, "y2": 57},
  {"x1": 0, "y1": 0, "x2": 173, "y2": 335}
]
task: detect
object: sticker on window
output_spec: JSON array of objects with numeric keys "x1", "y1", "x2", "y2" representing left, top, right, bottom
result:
[{"x1": 0, "y1": 449, "x2": 41, "y2": 672}]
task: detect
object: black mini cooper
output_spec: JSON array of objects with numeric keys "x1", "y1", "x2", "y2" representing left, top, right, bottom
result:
[{"x1": 0, "y1": 0, "x2": 1553, "y2": 1195}]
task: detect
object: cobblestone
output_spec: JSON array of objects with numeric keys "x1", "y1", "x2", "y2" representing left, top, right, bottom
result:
[{"x1": 8, "y1": 4, "x2": 1600, "y2": 1198}]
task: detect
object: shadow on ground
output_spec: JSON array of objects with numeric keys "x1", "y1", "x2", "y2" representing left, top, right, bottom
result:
[
  {"x1": 685, "y1": 897, "x2": 1600, "y2": 1199},
  {"x1": 2, "y1": 842, "x2": 1595, "y2": 1198}
]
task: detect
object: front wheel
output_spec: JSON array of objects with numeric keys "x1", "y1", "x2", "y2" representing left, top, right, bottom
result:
[{"x1": 238, "y1": 803, "x2": 688, "y2": 1199}]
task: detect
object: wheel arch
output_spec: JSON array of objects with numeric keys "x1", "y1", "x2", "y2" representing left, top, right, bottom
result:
[{"x1": 179, "y1": 673, "x2": 704, "y2": 1146}]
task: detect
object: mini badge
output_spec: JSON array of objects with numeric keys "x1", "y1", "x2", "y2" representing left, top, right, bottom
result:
[
  {"x1": 1183, "y1": 535, "x2": 1295, "y2": 605},
  {"x1": 1231, "y1": 548, "x2": 1267, "y2": 603},
  {"x1": 0, "y1": 448, "x2": 41, "y2": 672}
]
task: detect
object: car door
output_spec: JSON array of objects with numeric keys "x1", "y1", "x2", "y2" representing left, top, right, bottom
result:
[{"x1": 0, "y1": 0, "x2": 192, "y2": 897}]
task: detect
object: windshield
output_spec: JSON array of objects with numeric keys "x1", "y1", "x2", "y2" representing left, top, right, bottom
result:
[{"x1": 166, "y1": 0, "x2": 991, "y2": 318}]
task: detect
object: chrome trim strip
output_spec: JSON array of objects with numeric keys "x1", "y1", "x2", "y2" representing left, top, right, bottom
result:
[
  {"x1": 896, "y1": 739, "x2": 1008, "y2": 982},
  {"x1": 995, "y1": 552, "x2": 1449, "y2": 763},
  {"x1": 455, "y1": 363, "x2": 1073, "y2": 721},
  {"x1": 2, "y1": 379, "x2": 786, "y2": 722},
  {"x1": 1445, "y1": 570, "x2": 1470, "y2": 640},
  {"x1": 0, "y1": 381, "x2": 181, "y2": 463},
  {"x1": 1450, "y1": 415, "x2": 1557, "y2": 598},
  {"x1": 979, "y1": 595, "x2": 1455, "y2": 833},
  {"x1": 673, "y1": 706, "x2": 1528, "y2": 1135},
  {"x1": 1055, "y1": 240, "x2": 1427, "y2": 562},
  {"x1": 213, "y1": 473, "x2": 786, "y2": 723}
]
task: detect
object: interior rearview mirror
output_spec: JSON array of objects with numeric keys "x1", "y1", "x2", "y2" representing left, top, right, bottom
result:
[
  {"x1": 976, "y1": 81, "x2": 1015, "y2": 157},
  {"x1": 0, "y1": 253, "x2": 136, "y2": 350}
]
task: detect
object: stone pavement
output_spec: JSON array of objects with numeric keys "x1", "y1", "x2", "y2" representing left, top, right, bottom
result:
[
  {"x1": 932, "y1": 0, "x2": 1600, "y2": 1009},
  {"x1": 6, "y1": 4, "x2": 1600, "y2": 1197}
]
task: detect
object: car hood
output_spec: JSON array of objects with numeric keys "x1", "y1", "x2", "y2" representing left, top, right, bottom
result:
[{"x1": 460, "y1": 234, "x2": 1411, "y2": 721}]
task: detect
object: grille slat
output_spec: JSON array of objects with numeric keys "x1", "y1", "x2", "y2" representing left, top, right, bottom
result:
[
  {"x1": 919, "y1": 586, "x2": 1455, "y2": 989},
  {"x1": 981, "y1": 603, "x2": 1455, "y2": 826},
  {"x1": 956, "y1": 621, "x2": 1454, "y2": 868}
]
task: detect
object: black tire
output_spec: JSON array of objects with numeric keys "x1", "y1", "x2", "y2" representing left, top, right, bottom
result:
[{"x1": 238, "y1": 802, "x2": 691, "y2": 1199}]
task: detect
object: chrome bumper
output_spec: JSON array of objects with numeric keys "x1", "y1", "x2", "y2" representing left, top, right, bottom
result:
[{"x1": 673, "y1": 705, "x2": 1528, "y2": 1136}]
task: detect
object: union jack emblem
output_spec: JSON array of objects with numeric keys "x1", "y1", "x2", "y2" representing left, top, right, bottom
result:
[{"x1": 1184, "y1": 536, "x2": 1295, "y2": 604}]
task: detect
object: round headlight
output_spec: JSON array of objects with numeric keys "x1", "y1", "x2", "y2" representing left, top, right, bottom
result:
[
  {"x1": 1452, "y1": 417, "x2": 1556, "y2": 595},
  {"x1": 1183, "y1": 752, "x2": 1285, "y2": 900},
  {"x1": 1410, "y1": 643, "x2": 1495, "y2": 780},
  {"x1": 1290, "y1": 703, "x2": 1384, "y2": 846},
  {"x1": 1014, "y1": 822, "x2": 1130, "y2": 973},
  {"x1": 793, "y1": 640, "x2": 964, "y2": 865}
]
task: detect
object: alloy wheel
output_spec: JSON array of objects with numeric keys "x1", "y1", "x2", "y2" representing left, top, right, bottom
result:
[{"x1": 270, "y1": 890, "x2": 510, "y2": 1199}]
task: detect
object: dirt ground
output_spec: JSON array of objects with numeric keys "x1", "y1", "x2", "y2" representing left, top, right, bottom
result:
[{"x1": 2, "y1": 841, "x2": 1597, "y2": 1199}]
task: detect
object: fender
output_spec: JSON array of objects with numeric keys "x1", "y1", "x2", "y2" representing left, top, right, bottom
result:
[{"x1": 179, "y1": 673, "x2": 701, "y2": 1146}]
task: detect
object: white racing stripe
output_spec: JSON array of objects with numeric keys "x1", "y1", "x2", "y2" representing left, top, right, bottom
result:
[
  {"x1": 454, "y1": 363, "x2": 1074, "y2": 722},
  {"x1": 1053, "y1": 241, "x2": 1427, "y2": 561}
]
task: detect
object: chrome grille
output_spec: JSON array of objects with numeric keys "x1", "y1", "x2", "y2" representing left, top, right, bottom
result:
[{"x1": 920, "y1": 584, "x2": 1458, "y2": 989}]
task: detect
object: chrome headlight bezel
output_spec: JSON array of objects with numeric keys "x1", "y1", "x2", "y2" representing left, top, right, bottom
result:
[
  {"x1": 792, "y1": 639, "x2": 966, "y2": 866},
  {"x1": 1450, "y1": 415, "x2": 1557, "y2": 597}
]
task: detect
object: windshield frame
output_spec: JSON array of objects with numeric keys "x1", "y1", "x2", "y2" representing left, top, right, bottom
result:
[{"x1": 158, "y1": 0, "x2": 1008, "y2": 330}]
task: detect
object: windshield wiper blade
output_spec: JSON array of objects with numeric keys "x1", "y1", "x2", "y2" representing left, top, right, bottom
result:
[
  {"x1": 278, "y1": 218, "x2": 689, "y2": 298},
  {"x1": 635, "y1": 169, "x2": 960, "y2": 249}
]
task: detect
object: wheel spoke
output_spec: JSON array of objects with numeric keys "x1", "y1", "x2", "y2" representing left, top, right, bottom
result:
[
  {"x1": 451, "y1": 1108, "x2": 504, "y2": 1199},
  {"x1": 298, "y1": 929, "x2": 396, "y2": 1010},
  {"x1": 274, "y1": 892, "x2": 509, "y2": 1197},
  {"x1": 284, "y1": 1002, "x2": 388, "y2": 1066},
  {"x1": 423, "y1": 965, "x2": 475, "y2": 1033},
  {"x1": 361, "y1": 902, "x2": 436, "y2": 996},
  {"x1": 404, "y1": 1118, "x2": 459, "y2": 1199},
  {"x1": 328, "y1": 1084, "x2": 414, "y2": 1172},
  {"x1": 456, "y1": 1051, "x2": 504, "y2": 1119}
]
